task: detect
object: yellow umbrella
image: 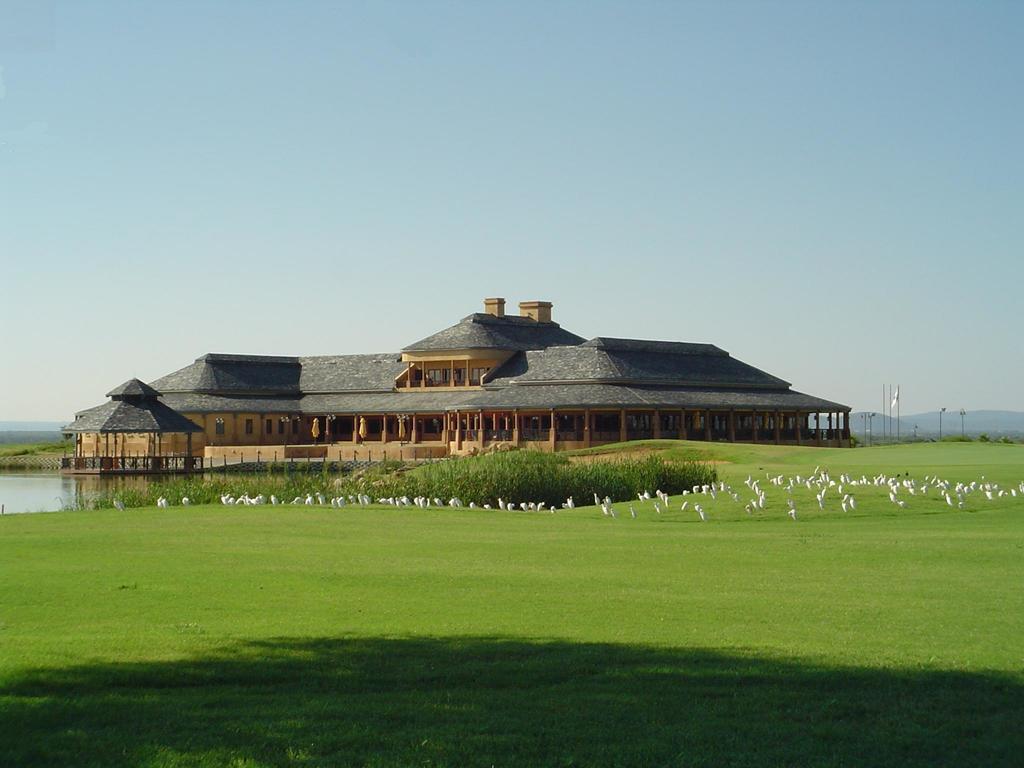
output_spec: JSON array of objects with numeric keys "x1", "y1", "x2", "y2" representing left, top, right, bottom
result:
[
  {"x1": 311, "y1": 417, "x2": 321, "y2": 442},
  {"x1": 397, "y1": 416, "x2": 406, "y2": 440},
  {"x1": 358, "y1": 417, "x2": 368, "y2": 439}
]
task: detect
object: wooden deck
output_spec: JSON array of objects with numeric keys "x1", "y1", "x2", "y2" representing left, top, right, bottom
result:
[{"x1": 60, "y1": 456, "x2": 203, "y2": 475}]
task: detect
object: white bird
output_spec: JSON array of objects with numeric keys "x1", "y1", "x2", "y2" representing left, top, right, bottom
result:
[
  {"x1": 181, "y1": 497, "x2": 190, "y2": 506},
  {"x1": 695, "y1": 504, "x2": 706, "y2": 522},
  {"x1": 630, "y1": 505, "x2": 637, "y2": 519},
  {"x1": 788, "y1": 508, "x2": 798, "y2": 521},
  {"x1": 114, "y1": 499, "x2": 125, "y2": 511}
]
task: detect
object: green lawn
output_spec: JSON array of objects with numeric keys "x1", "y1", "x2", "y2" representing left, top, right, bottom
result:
[{"x1": 1, "y1": 443, "x2": 1022, "y2": 766}]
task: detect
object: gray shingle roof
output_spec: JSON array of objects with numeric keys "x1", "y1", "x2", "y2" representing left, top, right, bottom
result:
[
  {"x1": 298, "y1": 354, "x2": 405, "y2": 392},
  {"x1": 106, "y1": 378, "x2": 162, "y2": 399},
  {"x1": 488, "y1": 343, "x2": 789, "y2": 389},
  {"x1": 158, "y1": 393, "x2": 303, "y2": 413},
  {"x1": 402, "y1": 313, "x2": 585, "y2": 352},
  {"x1": 581, "y1": 338, "x2": 724, "y2": 355},
  {"x1": 149, "y1": 354, "x2": 302, "y2": 394},
  {"x1": 137, "y1": 314, "x2": 846, "y2": 417},
  {"x1": 64, "y1": 399, "x2": 203, "y2": 434},
  {"x1": 157, "y1": 384, "x2": 845, "y2": 414}
]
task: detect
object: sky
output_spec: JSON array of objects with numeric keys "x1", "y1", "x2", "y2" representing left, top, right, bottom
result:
[{"x1": 1, "y1": 0, "x2": 1021, "y2": 421}]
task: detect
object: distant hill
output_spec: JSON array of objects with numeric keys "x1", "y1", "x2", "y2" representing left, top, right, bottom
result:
[
  {"x1": 0, "y1": 422, "x2": 67, "y2": 445},
  {"x1": 851, "y1": 410, "x2": 1024, "y2": 438}
]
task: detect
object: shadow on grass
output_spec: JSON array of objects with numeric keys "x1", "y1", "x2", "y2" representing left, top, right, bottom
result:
[{"x1": 2, "y1": 637, "x2": 1020, "y2": 767}]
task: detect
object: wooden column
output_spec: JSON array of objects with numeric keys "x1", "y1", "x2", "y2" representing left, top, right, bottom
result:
[
  {"x1": 583, "y1": 408, "x2": 592, "y2": 448},
  {"x1": 774, "y1": 410, "x2": 781, "y2": 444},
  {"x1": 513, "y1": 409, "x2": 521, "y2": 446},
  {"x1": 381, "y1": 415, "x2": 388, "y2": 443},
  {"x1": 479, "y1": 410, "x2": 486, "y2": 447},
  {"x1": 549, "y1": 409, "x2": 557, "y2": 450},
  {"x1": 653, "y1": 410, "x2": 661, "y2": 439},
  {"x1": 411, "y1": 417, "x2": 419, "y2": 444},
  {"x1": 816, "y1": 413, "x2": 822, "y2": 446},
  {"x1": 705, "y1": 411, "x2": 712, "y2": 441},
  {"x1": 619, "y1": 410, "x2": 627, "y2": 443},
  {"x1": 752, "y1": 410, "x2": 759, "y2": 443},
  {"x1": 679, "y1": 410, "x2": 687, "y2": 440},
  {"x1": 796, "y1": 412, "x2": 803, "y2": 445},
  {"x1": 353, "y1": 415, "x2": 360, "y2": 444},
  {"x1": 186, "y1": 432, "x2": 193, "y2": 473},
  {"x1": 728, "y1": 410, "x2": 736, "y2": 442},
  {"x1": 455, "y1": 411, "x2": 462, "y2": 451}
]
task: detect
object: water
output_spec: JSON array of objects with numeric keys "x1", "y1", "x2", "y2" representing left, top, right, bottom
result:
[{"x1": 0, "y1": 472, "x2": 154, "y2": 514}]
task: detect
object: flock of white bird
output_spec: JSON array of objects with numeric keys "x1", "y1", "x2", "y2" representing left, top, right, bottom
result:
[{"x1": 112, "y1": 465, "x2": 1023, "y2": 521}]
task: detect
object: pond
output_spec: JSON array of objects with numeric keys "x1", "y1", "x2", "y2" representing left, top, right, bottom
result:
[{"x1": 0, "y1": 472, "x2": 155, "y2": 514}]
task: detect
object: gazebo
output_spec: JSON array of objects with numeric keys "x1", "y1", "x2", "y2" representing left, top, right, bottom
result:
[{"x1": 62, "y1": 379, "x2": 204, "y2": 474}]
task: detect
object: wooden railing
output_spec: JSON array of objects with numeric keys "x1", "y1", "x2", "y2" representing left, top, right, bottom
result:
[
  {"x1": 519, "y1": 428, "x2": 549, "y2": 441},
  {"x1": 61, "y1": 455, "x2": 203, "y2": 473}
]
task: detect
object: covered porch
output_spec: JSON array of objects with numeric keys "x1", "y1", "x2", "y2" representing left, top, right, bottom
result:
[{"x1": 445, "y1": 407, "x2": 852, "y2": 453}]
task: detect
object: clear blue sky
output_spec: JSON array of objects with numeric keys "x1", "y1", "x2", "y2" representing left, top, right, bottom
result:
[{"x1": 1, "y1": 1, "x2": 1021, "y2": 421}]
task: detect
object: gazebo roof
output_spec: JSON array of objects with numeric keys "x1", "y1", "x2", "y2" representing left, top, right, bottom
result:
[
  {"x1": 105, "y1": 378, "x2": 162, "y2": 399},
  {"x1": 65, "y1": 378, "x2": 203, "y2": 434}
]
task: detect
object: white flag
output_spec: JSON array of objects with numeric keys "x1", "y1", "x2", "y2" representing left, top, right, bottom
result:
[{"x1": 891, "y1": 387, "x2": 900, "y2": 409}]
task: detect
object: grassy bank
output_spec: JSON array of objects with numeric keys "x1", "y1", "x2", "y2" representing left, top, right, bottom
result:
[
  {"x1": 1, "y1": 442, "x2": 1022, "y2": 766},
  {"x1": 86, "y1": 451, "x2": 716, "y2": 509},
  {"x1": 0, "y1": 440, "x2": 68, "y2": 459}
]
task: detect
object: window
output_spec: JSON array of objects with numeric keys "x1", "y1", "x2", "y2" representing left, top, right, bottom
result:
[
  {"x1": 453, "y1": 367, "x2": 466, "y2": 385},
  {"x1": 215, "y1": 419, "x2": 225, "y2": 436},
  {"x1": 245, "y1": 419, "x2": 254, "y2": 435},
  {"x1": 426, "y1": 368, "x2": 450, "y2": 386},
  {"x1": 470, "y1": 367, "x2": 490, "y2": 385}
]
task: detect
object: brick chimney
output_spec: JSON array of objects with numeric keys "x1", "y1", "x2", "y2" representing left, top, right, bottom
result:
[
  {"x1": 483, "y1": 297, "x2": 506, "y2": 317},
  {"x1": 519, "y1": 300, "x2": 553, "y2": 323}
]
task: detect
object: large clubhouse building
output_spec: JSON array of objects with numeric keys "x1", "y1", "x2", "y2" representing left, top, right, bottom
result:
[{"x1": 64, "y1": 299, "x2": 850, "y2": 470}]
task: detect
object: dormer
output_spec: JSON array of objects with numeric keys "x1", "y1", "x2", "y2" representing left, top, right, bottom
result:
[{"x1": 394, "y1": 298, "x2": 584, "y2": 390}]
